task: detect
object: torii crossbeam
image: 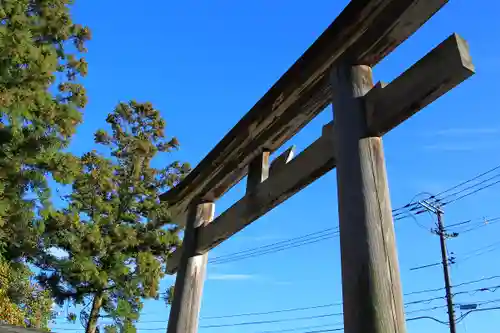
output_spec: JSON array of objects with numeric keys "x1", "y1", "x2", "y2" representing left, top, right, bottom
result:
[{"x1": 162, "y1": 1, "x2": 475, "y2": 332}]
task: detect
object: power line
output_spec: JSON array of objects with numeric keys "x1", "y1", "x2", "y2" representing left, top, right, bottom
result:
[
  {"x1": 410, "y1": 240, "x2": 500, "y2": 271},
  {"x1": 52, "y1": 279, "x2": 500, "y2": 330},
  {"x1": 404, "y1": 285, "x2": 444, "y2": 296},
  {"x1": 446, "y1": 216, "x2": 500, "y2": 233},
  {"x1": 256, "y1": 302, "x2": 500, "y2": 333},
  {"x1": 209, "y1": 195, "x2": 437, "y2": 265},
  {"x1": 198, "y1": 276, "x2": 495, "y2": 321},
  {"x1": 199, "y1": 312, "x2": 342, "y2": 329},
  {"x1": 406, "y1": 304, "x2": 447, "y2": 314},
  {"x1": 207, "y1": 165, "x2": 500, "y2": 266},
  {"x1": 178, "y1": 282, "x2": 500, "y2": 324},
  {"x1": 209, "y1": 229, "x2": 339, "y2": 265},
  {"x1": 208, "y1": 193, "x2": 450, "y2": 266},
  {"x1": 141, "y1": 299, "x2": 500, "y2": 331},
  {"x1": 408, "y1": 300, "x2": 500, "y2": 326},
  {"x1": 51, "y1": 298, "x2": 500, "y2": 332},
  {"x1": 453, "y1": 284, "x2": 500, "y2": 297},
  {"x1": 257, "y1": 323, "x2": 343, "y2": 333},
  {"x1": 210, "y1": 209, "x2": 500, "y2": 266},
  {"x1": 201, "y1": 302, "x2": 342, "y2": 320},
  {"x1": 128, "y1": 277, "x2": 500, "y2": 320},
  {"x1": 445, "y1": 218, "x2": 474, "y2": 229},
  {"x1": 404, "y1": 294, "x2": 449, "y2": 306},
  {"x1": 398, "y1": 213, "x2": 500, "y2": 241},
  {"x1": 433, "y1": 164, "x2": 500, "y2": 198},
  {"x1": 199, "y1": 278, "x2": 500, "y2": 320},
  {"x1": 435, "y1": 173, "x2": 500, "y2": 204},
  {"x1": 135, "y1": 285, "x2": 454, "y2": 320},
  {"x1": 391, "y1": 191, "x2": 434, "y2": 215},
  {"x1": 268, "y1": 328, "x2": 344, "y2": 333},
  {"x1": 409, "y1": 168, "x2": 500, "y2": 215},
  {"x1": 210, "y1": 227, "x2": 338, "y2": 261},
  {"x1": 253, "y1": 305, "x2": 500, "y2": 333},
  {"x1": 137, "y1": 304, "x2": 500, "y2": 332},
  {"x1": 405, "y1": 315, "x2": 449, "y2": 325},
  {"x1": 459, "y1": 240, "x2": 500, "y2": 263},
  {"x1": 455, "y1": 218, "x2": 500, "y2": 234},
  {"x1": 396, "y1": 165, "x2": 500, "y2": 218},
  {"x1": 456, "y1": 306, "x2": 500, "y2": 324},
  {"x1": 453, "y1": 275, "x2": 500, "y2": 289},
  {"x1": 442, "y1": 178, "x2": 500, "y2": 206},
  {"x1": 410, "y1": 261, "x2": 442, "y2": 271},
  {"x1": 198, "y1": 282, "x2": 500, "y2": 325},
  {"x1": 457, "y1": 298, "x2": 500, "y2": 308},
  {"x1": 198, "y1": 287, "x2": 500, "y2": 328}
]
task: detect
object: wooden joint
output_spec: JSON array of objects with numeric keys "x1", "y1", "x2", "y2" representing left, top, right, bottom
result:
[
  {"x1": 246, "y1": 150, "x2": 270, "y2": 194},
  {"x1": 190, "y1": 202, "x2": 215, "y2": 228},
  {"x1": 364, "y1": 81, "x2": 387, "y2": 134}
]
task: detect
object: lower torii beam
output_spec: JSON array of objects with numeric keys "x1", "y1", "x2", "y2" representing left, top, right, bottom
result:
[{"x1": 331, "y1": 64, "x2": 405, "y2": 333}]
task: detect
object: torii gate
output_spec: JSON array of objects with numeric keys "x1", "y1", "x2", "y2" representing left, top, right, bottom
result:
[{"x1": 161, "y1": 1, "x2": 475, "y2": 332}]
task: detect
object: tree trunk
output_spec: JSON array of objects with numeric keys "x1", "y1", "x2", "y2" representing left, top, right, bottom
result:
[{"x1": 86, "y1": 294, "x2": 103, "y2": 333}]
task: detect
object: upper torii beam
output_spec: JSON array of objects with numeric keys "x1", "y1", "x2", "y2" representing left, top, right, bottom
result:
[{"x1": 159, "y1": 0, "x2": 451, "y2": 228}]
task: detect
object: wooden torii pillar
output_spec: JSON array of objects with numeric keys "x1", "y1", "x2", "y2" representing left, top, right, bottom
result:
[
  {"x1": 166, "y1": 201, "x2": 214, "y2": 333},
  {"x1": 162, "y1": 1, "x2": 475, "y2": 332},
  {"x1": 331, "y1": 64, "x2": 405, "y2": 332},
  {"x1": 166, "y1": 152, "x2": 270, "y2": 332}
]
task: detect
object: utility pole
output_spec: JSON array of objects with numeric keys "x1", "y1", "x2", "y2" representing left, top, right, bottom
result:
[
  {"x1": 437, "y1": 209, "x2": 458, "y2": 333},
  {"x1": 419, "y1": 201, "x2": 457, "y2": 333}
]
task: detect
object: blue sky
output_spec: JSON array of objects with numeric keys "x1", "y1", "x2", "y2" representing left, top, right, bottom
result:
[{"x1": 50, "y1": 0, "x2": 500, "y2": 332}]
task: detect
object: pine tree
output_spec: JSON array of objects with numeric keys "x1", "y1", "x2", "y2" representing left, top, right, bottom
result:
[
  {"x1": 0, "y1": 0, "x2": 90, "y2": 260},
  {"x1": 0, "y1": 255, "x2": 54, "y2": 329},
  {"x1": 38, "y1": 101, "x2": 190, "y2": 333}
]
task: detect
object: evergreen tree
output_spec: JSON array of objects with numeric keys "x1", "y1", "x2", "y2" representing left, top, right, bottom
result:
[
  {"x1": 38, "y1": 101, "x2": 190, "y2": 333},
  {"x1": 0, "y1": 256, "x2": 53, "y2": 329},
  {"x1": 0, "y1": 0, "x2": 90, "y2": 260},
  {"x1": 164, "y1": 285, "x2": 174, "y2": 306}
]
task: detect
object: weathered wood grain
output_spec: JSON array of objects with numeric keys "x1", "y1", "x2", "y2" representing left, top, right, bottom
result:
[
  {"x1": 331, "y1": 64, "x2": 406, "y2": 333},
  {"x1": 160, "y1": 0, "x2": 449, "y2": 227},
  {"x1": 166, "y1": 33, "x2": 474, "y2": 274},
  {"x1": 246, "y1": 151, "x2": 270, "y2": 194},
  {"x1": 166, "y1": 202, "x2": 214, "y2": 333},
  {"x1": 365, "y1": 33, "x2": 475, "y2": 136}
]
